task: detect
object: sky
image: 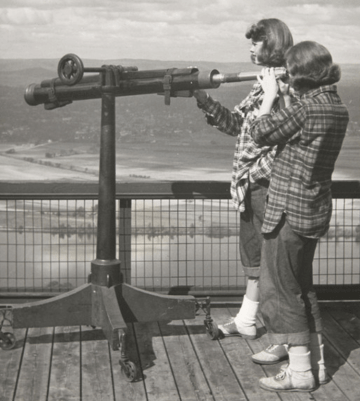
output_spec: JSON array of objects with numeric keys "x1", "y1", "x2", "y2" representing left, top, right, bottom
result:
[{"x1": 1, "y1": 0, "x2": 360, "y2": 64}]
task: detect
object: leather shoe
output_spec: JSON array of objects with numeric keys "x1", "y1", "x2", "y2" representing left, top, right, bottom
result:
[
  {"x1": 218, "y1": 318, "x2": 256, "y2": 339},
  {"x1": 259, "y1": 366, "x2": 316, "y2": 392},
  {"x1": 252, "y1": 344, "x2": 288, "y2": 365}
]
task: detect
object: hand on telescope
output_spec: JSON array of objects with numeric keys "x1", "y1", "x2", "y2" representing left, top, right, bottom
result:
[
  {"x1": 258, "y1": 68, "x2": 292, "y2": 109},
  {"x1": 193, "y1": 89, "x2": 209, "y2": 105},
  {"x1": 258, "y1": 68, "x2": 278, "y2": 99},
  {"x1": 257, "y1": 68, "x2": 279, "y2": 117},
  {"x1": 277, "y1": 78, "x2": 291, "y2": 108}
]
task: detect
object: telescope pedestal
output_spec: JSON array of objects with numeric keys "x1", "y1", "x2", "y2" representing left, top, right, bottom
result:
[
  {"x1": 5, "y1": 280, "x2": 195, "y2": 380},
  {"x1": 0, "y1": 66, "x2": 219, "y2": 381}
]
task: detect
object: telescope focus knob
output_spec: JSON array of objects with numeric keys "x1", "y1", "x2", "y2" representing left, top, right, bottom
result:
[{"x1": 58, "y1": 53, "x2": 84, "y2": 86}]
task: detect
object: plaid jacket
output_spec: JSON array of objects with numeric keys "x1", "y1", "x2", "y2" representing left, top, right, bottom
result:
[
  {"x1": 197, "y1": 82, "x2": 279, "y2": 211},
  {"x1": 251, "y1": 85, "x2": 349, "y2": 238}
]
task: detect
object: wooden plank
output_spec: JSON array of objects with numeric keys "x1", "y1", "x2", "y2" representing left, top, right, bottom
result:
[
  {"x1": 348, "y1": 302, "x2": 360, "y2": 322},
  {"x1": 0, "y1": 181, "x2": 233, "y2": 200},
  {"x1": 133, "y1": 321, "x2": 181, "y2": 401},
  {"x1": 313, "y1": 336, "x2": 355, "y2": 401},
  {"x1": 158, "y1": 319, "x2": 214, "y2": 401},
  {"x1": 14, "y1": 327, "x2": 53, "y2": 401},
  {"x1": 249, "y1": 305, "x2": 355, "y2": 401},
  {"x1": 319, "y1": 305, "x2": 360, "y2": 401},
  {"x1": 1, "y1": 180, "x2": 358, "y2": 200},
  {"x1": 119, "y1": 199, "x2": 132, "y2": 284},
  {"x1": 325, "y1": 302, "x2": 360, "y2": 378},
  {"x1": 47, "y1": 326, "x2": 81, "y2": 401},
  {"x1": 210, "y1": 307, "x2": 279, "y2": 401},
  {"x1": 0, "y1": 328, "x2": 26, "y2": 401},
  {"x1": 229, "y1": 306, "x2": 313, "y2": 401},
  {"x1": 323, "y1": 302, "x2": 360, "y2": 360},
  {"x1": 2, "y1": 302, "x2": 359, "y2": 401},
  {"x1": 80, "y1": 326, "x2": 114, "y2": 401},
  {"x1": 111, "y1": 323, "x2": 147, "y2": 401},
  {"x1": 184, "y1": 309, "x2": 247, "y2": 401}
]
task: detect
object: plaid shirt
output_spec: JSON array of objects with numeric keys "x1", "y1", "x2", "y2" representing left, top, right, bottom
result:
[
  {"x1": 251, "y1": 85, "x2": 349, "y2": 238},
  {"x1": 197, "y1": 82, "x2": 279, "y2": 211}
]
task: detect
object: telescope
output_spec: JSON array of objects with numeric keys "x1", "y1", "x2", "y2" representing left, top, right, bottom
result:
[
  {"x1": 24, "y1": 53, "x2": 288, "y2": 109},
  {"x1": 11, "y1": 54, "x2": 289, "y2": 380}
]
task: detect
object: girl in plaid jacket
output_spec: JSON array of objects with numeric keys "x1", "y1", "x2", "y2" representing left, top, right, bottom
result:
[
  {"x1": 193, "y1": 18, "x2": 293, "y2": 365},
  {"x1": 251, "y1": 41, "x2": 349, "y2": 392}
]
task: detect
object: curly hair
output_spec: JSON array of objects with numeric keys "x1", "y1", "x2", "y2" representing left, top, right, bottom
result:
[
  {"x1": 286, "y1": 41, "x2": 341, "y2": 91},
  {"x1": 245, "y1": 19, "x2": 293, "y2": 67}
]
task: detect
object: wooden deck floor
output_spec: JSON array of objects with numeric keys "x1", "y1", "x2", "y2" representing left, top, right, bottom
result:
[{"x1": 1, "y1": 301, "x2": 359, "y2": 401}]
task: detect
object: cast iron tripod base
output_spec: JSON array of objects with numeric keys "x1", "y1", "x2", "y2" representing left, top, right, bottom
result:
[{"x1": 1, "y1": 280, "x2": 196, "y2": 381}]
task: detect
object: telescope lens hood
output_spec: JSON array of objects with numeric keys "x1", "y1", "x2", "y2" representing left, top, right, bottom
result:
[{"x1": 24, "y1": 84, "x2": 39, "y2": 106}]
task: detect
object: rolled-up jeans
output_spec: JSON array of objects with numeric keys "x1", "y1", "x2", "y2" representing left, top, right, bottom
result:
[
  {"x1": 239, "y1": 179, "x2": 269, "y2": 278},
  {"x1": 259, "y1": 214, "x2": 322, "y2": 346}
]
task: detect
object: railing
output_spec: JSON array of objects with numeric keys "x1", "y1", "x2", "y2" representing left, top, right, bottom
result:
[{"x1": 0, "y1": 180, "x2": 359, "y2": 300}]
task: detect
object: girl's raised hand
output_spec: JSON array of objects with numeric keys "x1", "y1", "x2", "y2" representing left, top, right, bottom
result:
[
  {"x1": 257, "y1": 68, "x2": 278, "y2": 100},
  {"x1": 277, "y1": 78, "x2": 290, "y2": 97}
]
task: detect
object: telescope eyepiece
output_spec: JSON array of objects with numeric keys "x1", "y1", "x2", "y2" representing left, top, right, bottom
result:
[{"x1": 278, "y1": 70, "x2": 290, "y2": 84}]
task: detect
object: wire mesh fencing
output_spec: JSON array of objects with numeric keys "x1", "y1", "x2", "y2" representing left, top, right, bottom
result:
[{"x1": 1, "y1": 191, "x2": 359, "y2": 294}]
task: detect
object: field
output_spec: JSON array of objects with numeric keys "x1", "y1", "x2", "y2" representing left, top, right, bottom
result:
[
  {"x1": 1, "y1": 135, "x2": 359, "y2": 292},
  {"x1": 0, "y1": 59, "x2": 359, "y2": 294},
  {"x1": 1, "y1": 59, "x2": 359, "y2": 183},
  {"x1": 0, "y1": 130, "x2": 359, "y2": 183}
]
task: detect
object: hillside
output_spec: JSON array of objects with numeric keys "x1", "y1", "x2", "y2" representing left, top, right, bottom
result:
[
  {"x1": 0, "y1": 58, "x2": 258, "y2": 146},
  {"x1": 0, "y1": 58, "x2": 359, "y2": 182}
]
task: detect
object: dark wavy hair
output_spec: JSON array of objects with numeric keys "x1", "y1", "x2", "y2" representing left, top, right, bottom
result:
[
  {"x1": 245, "y1": 18, "x2": 293, "y2": 67},
  {"x1": 286, "y1": 41, "x2": 341, "y2": 91}
]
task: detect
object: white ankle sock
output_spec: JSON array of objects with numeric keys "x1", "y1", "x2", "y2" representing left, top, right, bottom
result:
[
  {"x1": 234, "y1": 295, "x2": 259, "y2": 327},
  {"x1": 288, "y1": 350, "x2": 312, "y2": 372}
]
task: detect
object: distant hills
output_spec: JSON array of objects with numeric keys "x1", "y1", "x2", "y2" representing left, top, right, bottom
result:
[
  {"x1": 0, "y1": 57, "x2": 255, "y2": 88},
  {"x1": 0, "y1": 57, "x2": 261, "y2": 147},
  {"x1": 0, "y1": 58, "x2": 359, "y2": 181}
]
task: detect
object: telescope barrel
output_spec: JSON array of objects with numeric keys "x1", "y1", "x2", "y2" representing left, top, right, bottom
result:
[
  {"x1": 211, "y1": 67, "x2": 288, "y2": 85},
  {"x1": 24, "y1": 58, "x2": 287, "y2": 108},
  {"x1": 24, "y1": 68, "x2": 221, "y2": 107},
  {"x1": 24, "y1": 81, "x2": 103, "y2": 106},
  {"x1": 212, "y1": 72, "x2": 259, "y2": 84}
]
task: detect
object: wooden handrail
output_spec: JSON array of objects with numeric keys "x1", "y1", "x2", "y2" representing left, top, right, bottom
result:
[{"x1": 1, "y1": 180, "x2": 359, "y2": 200}]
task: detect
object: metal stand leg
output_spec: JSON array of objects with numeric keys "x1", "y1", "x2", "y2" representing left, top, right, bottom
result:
[
  {"x1": 196, "y1": 297, "x2": 220, "y2": 340},
  {"x1": 0, "y1": 306, "x2": 16, "y2": 350},
  {"x1": 119, "y1": 329, "x2": 138, "y2": 381}
]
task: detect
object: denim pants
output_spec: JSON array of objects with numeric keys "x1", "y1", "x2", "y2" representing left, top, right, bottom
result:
[
  {"x1": 239, "y1": 179, "x2": 269, "y2": 278},
  {"x1": 259, "y1": 214, "x2": 322, "y2": 346}
]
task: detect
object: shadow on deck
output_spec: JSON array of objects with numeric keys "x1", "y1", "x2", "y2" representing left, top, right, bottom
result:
[{"x1": 1, "y1": 301, "x2": 359, "y2": 401}]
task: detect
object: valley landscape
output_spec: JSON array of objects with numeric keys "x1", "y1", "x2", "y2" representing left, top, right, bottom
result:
[
  {"x1": 0, "y1": 58, "x2": 359, "y2": 183},
  {"x1": 0, "y1": 58, "x2": 359, "y2": 292}
]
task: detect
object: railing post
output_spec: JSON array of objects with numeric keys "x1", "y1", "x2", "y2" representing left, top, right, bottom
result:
[{"x1": 119, "y1": 199, "x2": 132, "y2": 284}]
